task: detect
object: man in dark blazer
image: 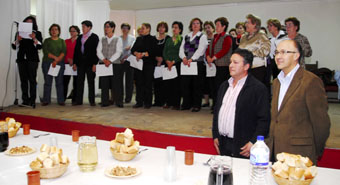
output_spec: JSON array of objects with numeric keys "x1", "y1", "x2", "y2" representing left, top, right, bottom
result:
[
  {"x1": 73, "y1": 20, "x2": 99, "y2": 106},
  {"x1": 212, "y1": 48, "x2": 270, "y2": 159},
  {"x1": 266, "y1": 40, "x2": 330, "y2": 164}
]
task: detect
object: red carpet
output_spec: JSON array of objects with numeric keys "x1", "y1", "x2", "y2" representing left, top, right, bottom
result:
[{"x1": 1, "y1": 112, "x2": 339, "y2": 169}]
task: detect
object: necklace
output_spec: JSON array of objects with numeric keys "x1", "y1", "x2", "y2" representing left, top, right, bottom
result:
[{"x1": 157, "y1": 38, "x2": 166, "y2": 45}]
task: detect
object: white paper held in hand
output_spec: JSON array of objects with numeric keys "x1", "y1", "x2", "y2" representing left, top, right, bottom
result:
[
  {"x1": 96, "y1": 64, "x2": 113, "y2": 77},
  {"x1": 180, "y1": 62, "x2": 198, "y2": 75},
  {"x1": 18, "y1": 22, "x2": 33, "y2": 39},
  {"x1": 206, "y1": 63, "x2": 217, "y2": 77},
  {"x1": 154, "y1": 65, "x2": 164, "y2": 79},
  {"x1": 127, "y1": 55, "x2": 143, "y2": 71},
  {"x1": 47, "y1": 64, "x2": 61, "y2": 77},
  {"x1": 64, "y1": 64, "x2": 77, "y2": 76},
  {"x1": 162, "y1": 66, "x2": 178, "y2": 80}
]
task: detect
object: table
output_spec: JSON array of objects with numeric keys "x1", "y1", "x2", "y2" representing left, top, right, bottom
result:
[{"x1": 1, "y1": 129, "x2": 340, "y2": 185}]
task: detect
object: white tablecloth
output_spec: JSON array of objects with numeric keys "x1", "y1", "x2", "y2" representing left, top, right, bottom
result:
[{"x1": 1, "y1": 129, "x2": 340, "y2": 185}]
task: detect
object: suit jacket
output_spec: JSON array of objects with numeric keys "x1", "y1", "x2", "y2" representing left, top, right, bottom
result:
[
  {"x1": 73, "y1": 33, "x2": 99, "y2": 67},
  {"x1": 212, "y1": 74, "x2": 270, "y2": 158},
  {"x1": 266, "y1": 67, "x2": 330, "y2": 164},
  {"x1": 12, "y1": 31, "x2": 43, "y2": 63},
  {"x1": 130, "y1": 34, "x2": 156, "y2": 66}
]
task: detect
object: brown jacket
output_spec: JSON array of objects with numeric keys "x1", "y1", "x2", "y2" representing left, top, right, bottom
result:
[{"x1": 266, "y1": 67, "x2": 330, "y2": 164}]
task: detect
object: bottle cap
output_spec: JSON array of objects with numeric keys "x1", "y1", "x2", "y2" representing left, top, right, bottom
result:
[{"x1": 257, "y1": 135, "x2": 264, "y2": 141}]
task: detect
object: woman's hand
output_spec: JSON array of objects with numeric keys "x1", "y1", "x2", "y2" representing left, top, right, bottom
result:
[
  {"x1": 92, "y1": 65, "x2": 96, "y2": 72},
  {"x1": 52, "y1": 61, "x2": 57, "y2": 68},
  {"x1": 72, "y1": 64, "x2": 77, "y2": 71}
]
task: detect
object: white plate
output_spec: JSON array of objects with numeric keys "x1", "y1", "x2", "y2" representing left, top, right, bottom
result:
[
  {"x1": 5, "y1": 146, "x2": 36, "y2": 156},
  {"x1": 104, "y1": 166, "x2": 141, "y2": 179}
]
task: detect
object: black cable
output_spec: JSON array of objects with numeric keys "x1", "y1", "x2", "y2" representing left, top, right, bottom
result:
[{"x1": 1, "y1": 22, "x2": 17, "y2": 110}]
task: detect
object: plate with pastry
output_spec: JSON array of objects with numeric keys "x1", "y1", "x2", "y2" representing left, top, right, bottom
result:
[
  {"x1": 104, "y1": 165, "x2": 141, "y2": 179},
  {"x1": 5, "y1": 146, "x2": 36, "y2": 156}
]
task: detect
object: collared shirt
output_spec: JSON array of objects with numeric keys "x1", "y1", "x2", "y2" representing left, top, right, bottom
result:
[
  {"x1": 269, "y1": 30, "x2": 288, "y2": 59},
  {"x1": 120, "y1": 34, "x2": 135, "y2": 60},
  {"x1": 179, "y1": 31, "x2": 208, "y2": 61},
  {"x1": 205, "y1": 31, "x2": 232, "y2": 59},
  {"x1": 96, "y1": 35, "x2": 123, "y2": 63},
  {"x1": 277, "y1": 64, "x2": 300, "y2": 110},
  {"x1": 81, "y1": 31, "x2": 92, "y2": 53},
  {"x1": 218, "y1": 75, "x2": 248, "y2": 138}
]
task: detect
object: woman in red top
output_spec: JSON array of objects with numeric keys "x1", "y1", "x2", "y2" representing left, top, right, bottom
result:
[{"x1": 64, "y1": 25, "x2": 80, "y2": 104}]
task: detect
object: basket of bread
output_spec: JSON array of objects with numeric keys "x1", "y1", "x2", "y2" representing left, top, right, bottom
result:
[
  {"x1": 0, "y1": 117, "x2": 22, "y2": 138},
  {"x1": 110, "y1": 128, "x2": 140, "y2": 161},
  {"x1": 272, "y1": 152, "x2": 317, "y2": 185},
  {"x1": 30, "y1": 144, "x2": 69, "y2": 179}
]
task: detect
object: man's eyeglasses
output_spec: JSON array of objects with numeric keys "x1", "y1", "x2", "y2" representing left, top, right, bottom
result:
[{"x1": 274, "y1": 50, "x2": 298, "y2": 56}]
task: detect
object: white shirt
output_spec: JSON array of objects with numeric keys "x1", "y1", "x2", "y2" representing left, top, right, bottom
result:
[
  {"x1": 269, "y1": 30, "x2": 288, "y2": 59},
  {"x1": 218, "y1": 75, "x2": 248, "y2": 138},
  {"x1": 277, "y1": 64, "x2": 300, "y2": 110},
  {"x1": 179, "y1": 31, "x2": 208, "y2": 61},
  {"x1": 96, "y1": 35, "x2": 123, "y2": 63}
]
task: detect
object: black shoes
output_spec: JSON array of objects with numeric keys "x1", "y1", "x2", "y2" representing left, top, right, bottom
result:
[
  {"x1": 116, "y1": 104, "x2": 124, "y2": 108},
  {"x1": 192, "y1": 107, "x2": 201, "y2": 112},
  {"x1": 41, "y1": 102, "x2": 49, "y2": 106},
  {"x1": 133, "y1": 104, "x2": 143, "y2": 108},
  {"x1": 90, "y1": 103, "x2": 96, "y2": 106},
  {"x1": 202, "y1": 103, "x2": 210, "y2": 107},
  {"x1": 58, "y1": 102, "x2": 65, "y2": 106}
]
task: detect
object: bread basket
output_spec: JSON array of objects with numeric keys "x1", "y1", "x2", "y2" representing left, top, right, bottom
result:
[
  {"x1": 272, "y1": 171, "x2": 313, "y2": 185},
  {"x1": 110, "y1": 147, "x2": 137, "y2": 161},
  {"x1": 8, "y1": 123, "x2": 21, "y2": 138},
  {"x1": 30, "y1": 162, "x2": 69, "y2": 179}
]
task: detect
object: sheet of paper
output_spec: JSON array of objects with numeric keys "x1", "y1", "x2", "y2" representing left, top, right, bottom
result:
[
  {"x1": 127, "y1": 55, "x2": 143, "y2": 71},
  {"x1": 180, "y1": 62, "x2": 198, "y2": 75},
  {"x1": 47, "y1": 64, "x2": 61, "y2": 77},
  {"x1": 162, "y1": 66, "x2": 178, "y2": 80},
  {"x1": 206, "y1": 63, "x2": 217, "y2": 77},
  {"x1": 96, "y1": 64, "x2": 113, "y2": 77},
  {"x1": 18, "y1": 22, "x2": 32, "y2": 39},
  {"x1": 64, "y1": 64, "x2": 77, "y2": 76},
  {"x1": 154, "y1": 65, "x2": 164, "y2": 79}
]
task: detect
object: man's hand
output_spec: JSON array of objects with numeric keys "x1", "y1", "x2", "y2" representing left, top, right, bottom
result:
[
  {"x1": 103, "y1": 59, "x2": 111, "y2": 67},
  {"x1": 214, "y1": 138, "x2": 220, "y2": 155},
  {"x1": 187, "y1": 58, "x2": 193, "y2": 67},
  {"x1": 92, "y1": 65, "x2": 96, "y2": 72},
  {"x1": 240, "y1": 142, "x2": 253, "y2": 157}
]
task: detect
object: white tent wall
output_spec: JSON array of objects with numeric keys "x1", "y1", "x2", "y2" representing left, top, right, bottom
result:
[
  {"x1": 135, "y1": 0, "x2": 340, "y2": 70},
  {"x1": 0, "y1": 0, "x2": 31, "y2": 108}
]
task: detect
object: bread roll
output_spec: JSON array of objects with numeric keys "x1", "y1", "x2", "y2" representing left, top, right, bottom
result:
[
  {"x1": 116, "y1": 133, "x2": 125, "y2": 143},
  {"x1": 119, "y1": 145, "x2": 128, "y2": 153},
  {"x1": 123, "y1": 128, "x2": 134, "y2": 138},
  {"x1": 50, "y1": 153, "x2": 61, "y2": 165},
  {"x1": 31, "y1": 160, "x2": 43, "y2": 168},
  {"x1": 304, "y1": 166, "x2": 317, "y2": 179},
  {"x1": 61, "y1": 155, "x2": 69, "y2": 164},
  {"x1": 127, "y1": 146, "x2": 138, "y2": 154},
  {"x1": 50, "y1": 146, "x2": 58, "y2": 154},
  {"x1": 40, "y1": 144, "x2": 50, "y2": 153},
  {"x1": 37, "y1": 152, "x2": 49, "y2": 162},
  {"x1": 275, "y1": 169, "x2": 289, "y2": 179},
  {"x1": 43, "y1": 158, "x2": 54, "y2": 168},
  {"x1": 300, "y1": 156, "x2": 313, "y2": 167},
  {"x1": 289, "y1": 167, "x2": 305, "y2": 180},
  {"x1": 133, "y1": 141, "x2": 140, "y2": 148},
  {"x1": 124, "y1": 137, "x2": 134, "y2": 147}
]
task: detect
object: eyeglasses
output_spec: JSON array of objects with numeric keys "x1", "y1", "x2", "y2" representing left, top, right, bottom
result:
[{"x1": 274, "y1": 50, "x2": 298, "y2": 56}]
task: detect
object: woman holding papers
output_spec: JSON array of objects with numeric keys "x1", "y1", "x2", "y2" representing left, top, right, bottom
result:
[
  {"x1": 11, "y1": 16, "x2": 43, "y2": 108},
  {"x1": 179, "y1": 18, "x2": 209, "y2": 112},
  {"x1": 41, "y1": 24, "x2": 66, "y2": 106},
  {"x1": 63, "y1": 25, "x2": 80, "y2": 104},
  {"x1": 162, "y1": 21, "x2": 183, "y2": 110},
  {"x1": 131, "y1": 23, "x2": 156, "y2": 109},
  {"x1": 96, "y1": 21, "x2": 123, "y2": 107},
  {"x1": 205, "y1": 17, "x2": 233, "y2": 111}
]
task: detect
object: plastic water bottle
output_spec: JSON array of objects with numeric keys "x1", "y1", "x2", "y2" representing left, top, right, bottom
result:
[{"x1": 249, "y1": 135, "x2": 270, "y2": 185}]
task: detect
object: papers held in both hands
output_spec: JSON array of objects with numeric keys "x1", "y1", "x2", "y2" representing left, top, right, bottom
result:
[
  {"x1": 162, "y1": 66, "x2": 178, "y2": 80},
  {"x1": 154, "y1": 65, "x2": 164, "y2": 79},
  {"x1": 64, "y1": 64, "x2": 77, "y2": 76},
  {"x1": 206, "y1": 63, "x2": 217, "y2": 77},
  {"x1": 48, "y1": 64, "x2": 61, "y2": 77},
  {"x1": 180, "y1": 62, "x2": 198, "y2": 75},
  {"x1": 18, "y1": 22, "x2": 33, "y2": 39},
  {"x1": 127, "y1": 55, "x2": 143, "y2": 71},
  {"x1": 96, "y1": 64, "x2": 113, "y2": 77}
]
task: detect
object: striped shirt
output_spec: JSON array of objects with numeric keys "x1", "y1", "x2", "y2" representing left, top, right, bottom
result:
[{"x1": 218, "y1": 75, "x2": 248, "y2": 138}]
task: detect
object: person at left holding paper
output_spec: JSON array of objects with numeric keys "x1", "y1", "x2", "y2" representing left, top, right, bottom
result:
[
  {"x1": 11, "y1": 16, "x2": 43, "y2": 108},
  {"x1": 96, "y1": 21, "x2": 123, "y2": 107},
  {"x1": 41, "y1": 24, "x2": 66, "y2": 106}
]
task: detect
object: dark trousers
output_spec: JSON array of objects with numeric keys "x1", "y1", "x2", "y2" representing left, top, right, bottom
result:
[
  {"x1": 63, "y1": 75, "x2": 77, "y2": 103},
  {"x1": 134, "y1": 64, "x2": 154, "y2": 106},
  {"x1": 164, "y1": 64, "x2": 181, "y2": 107},
  {"x1": 218, "y1": 136, "x2": 235, "y2": 157},
  {"x1": 17, "y1": 61, "x2": 38, "y2": 104},
  {"x1": 213, "y1": 66, "x2": 229, "y2": 107},
  {"x1": 153, "y1": 77, "x2": 165, "y2": 106},
  {"x1": 42, "y1": 61, "x2": 65, "y2": 104},
  {"x1": 76, "y1": 64, "x2": 96, "y2": 104},
  {"x1": 123, "y1": 61, "x2": 134, "y2": 102},
  {"x1": 250, "y1": 66, "x2": 267, "y2": 85},
  {"x1": 113, "y1": 64, "x2": 124, "y2": 105},
  {"x1": 99, "y1": 65, "x2": 114, "y2": 106},
  {"x1": 180, "y1": 62, "x2": 205, "y2": 109}
]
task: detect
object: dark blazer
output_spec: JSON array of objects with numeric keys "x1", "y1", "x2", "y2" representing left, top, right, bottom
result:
[
  {"x1": 131, "y1": 34, "x2": 156, "y2": 65},
  {"x1": 266, "y1": 67, "x2": 330, "y2": 164},
  {"x1": 212, "y1": 74, "x2": 270, "y2": 157},
  {"x1": 11, "y1": 31, "x2": 43, "y2": 63},
  {"x1": 73, "y1": 33, "x2": 99, "y2": 67}
]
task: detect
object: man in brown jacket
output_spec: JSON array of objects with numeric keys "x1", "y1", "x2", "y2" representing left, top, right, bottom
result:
[{"x1": 267, "y1": 40, "x2": 330, "y2": 164}]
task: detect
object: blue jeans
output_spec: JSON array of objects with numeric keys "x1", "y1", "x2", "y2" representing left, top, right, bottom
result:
[
  {"x1": 42, "y1": 61, "x2": 65, "y2": 103},
  {"x1": 334, "y1": 70, "x2": 340, "y2": 99}
]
